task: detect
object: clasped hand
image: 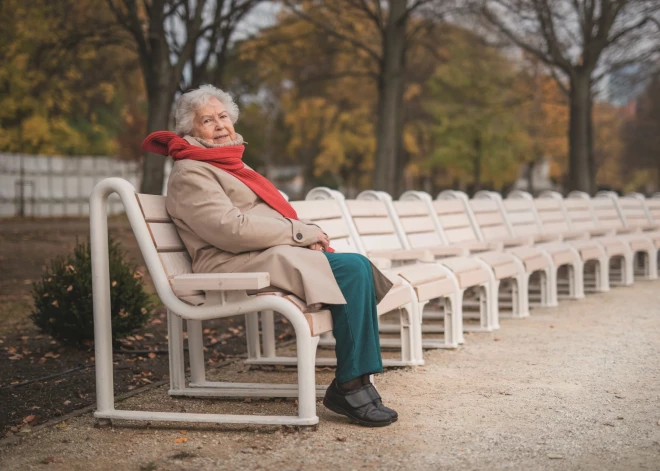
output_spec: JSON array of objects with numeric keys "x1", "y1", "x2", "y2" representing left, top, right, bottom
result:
[{"x1": 308, "y1": 231, "x2": 330, "y2": 252}]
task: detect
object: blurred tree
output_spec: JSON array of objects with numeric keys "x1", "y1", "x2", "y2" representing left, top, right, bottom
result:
[
  {"x1": 424, "y1": 29, "x2": 532, "y2": 193},
  {"x1": 239, "y1": 12, "x2": 378, "y2": 194},
  {"x1": 0, "y1": 0, "x2": 142, "y2": 156},
  {"x1": 283, "y1": 0, "x2": 446, "y2": 195},
  {"x1": 593, "y1": 101, "x2": 625, "y2": 190},
  {"x1": 474, "y1": 0, "x2": 660, "y2": 194},
  {"x1": 622, "y1": 76, "x2": 660, "y2": 192},
  {"x1": 106, "y1": 0, "x2": 262, "y2": 194}
]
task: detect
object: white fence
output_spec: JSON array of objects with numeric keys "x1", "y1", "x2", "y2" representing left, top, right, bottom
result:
[{"x1": 0, "y1": 153, "x2": 144, "y2": 217}]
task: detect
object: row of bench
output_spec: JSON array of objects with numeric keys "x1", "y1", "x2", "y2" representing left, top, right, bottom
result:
[{"x1": 89, "y1": 178, "x2": 660, "y2": 428}]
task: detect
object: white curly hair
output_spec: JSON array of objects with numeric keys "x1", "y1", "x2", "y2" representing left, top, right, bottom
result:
[{"x1": 174, "y1": 84, "x2": 240, "y2": 136}]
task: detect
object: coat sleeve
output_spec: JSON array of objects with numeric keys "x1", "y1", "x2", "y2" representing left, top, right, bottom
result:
[{"x1": 167, "y1": 164, "x2": 320, "y2": 253}]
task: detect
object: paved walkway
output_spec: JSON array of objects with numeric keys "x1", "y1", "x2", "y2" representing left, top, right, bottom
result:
[{"x1": 2, "y1": 280, "x2": 660, "y2": 470}]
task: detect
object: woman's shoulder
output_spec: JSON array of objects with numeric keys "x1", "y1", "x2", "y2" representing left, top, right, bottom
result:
[{"x1": 170, "y1": 159, "x2": 217, "y2": 179}]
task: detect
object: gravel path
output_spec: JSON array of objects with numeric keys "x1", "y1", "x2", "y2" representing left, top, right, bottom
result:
[{"x1": 2, "y1": 280, "x2": 659, "y2": 471}]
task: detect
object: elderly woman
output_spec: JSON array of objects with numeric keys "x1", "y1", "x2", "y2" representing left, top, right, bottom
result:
[{"x1": 141, "y1": 85, "x2": 397, "y2": 427}]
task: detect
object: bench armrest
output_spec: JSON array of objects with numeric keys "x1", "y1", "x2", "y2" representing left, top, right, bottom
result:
[
  {"x1": 534, "y1": 233, "x2": 561, "y2": 243},
  {"x1": 561, "y1": 230, "x2": 589, "y2": 241},
  {"x1": 171, "y1": 273, "x2": 270, "y2": 292},
  {"x1": 369, "y1": 257, "x2": 393, "y2": 270},
  {"x1": 499, "y1": 236, "x2": 534, "y2": 247},
  {"x1": 589, "y1": 228, "x2": 616, "y2": 237},
  {"x1": 428, "y1": 246, "x2": 469, "y2": 257},
  {"x1": 369, "y1": 248, "x2": 434, "y2": 263}
]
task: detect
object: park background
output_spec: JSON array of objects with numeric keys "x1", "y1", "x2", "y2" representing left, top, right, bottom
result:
[{"x1": 2, "y1": 0, "x2": 660, "y2": 214}]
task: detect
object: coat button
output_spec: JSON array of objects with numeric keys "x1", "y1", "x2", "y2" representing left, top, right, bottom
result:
[{"x1": 296, "y1": 232, "x2": 303, "y2": 241}]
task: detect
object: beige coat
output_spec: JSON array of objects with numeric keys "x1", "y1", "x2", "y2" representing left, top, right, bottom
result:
[{"x1": 165, "y1": 137, "x2": 392, "y2": 306}]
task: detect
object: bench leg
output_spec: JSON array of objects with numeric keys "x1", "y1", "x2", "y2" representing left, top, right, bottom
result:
[
  {"x1": 187, "y1": 319, "x2": 205, "y2": 385},
  {"x1": 168, "y1": 309, "x2": 186, "y2": 393},
  {"x1": 510, "y1": 273, "x2": 529, "y2": 319},
  {"x1": 570, "y1": 261, "x2": 585, "y2": 299},
  {"x1": 596, "y1": 257, "x2": 610, "y2": 292},
  {"x1": 261, "y1": 310, "x2": 277, "y2": 358},
  {"x1": 245, "y1": 312, "x2": 261, "y2": 360},
  {"x1": 293, "y1": 326, "x2": 320, "y2": 423}
]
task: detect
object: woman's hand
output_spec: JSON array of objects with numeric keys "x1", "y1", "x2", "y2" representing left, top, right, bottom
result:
[
  {"x1": 316, "y1": 231, "x2": 330, "y2": 251},
  {"x1": 308, "y1": 231, "x2": 330, "y2": 252}
]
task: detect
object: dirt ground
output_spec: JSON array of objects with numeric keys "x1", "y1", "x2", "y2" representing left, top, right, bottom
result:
[
  {"x1": 0, "y1": 217, "x2": 292, "y2": 437},
  {"x1": 1, "y1": 276, "x2": 659, "y2": 470}
]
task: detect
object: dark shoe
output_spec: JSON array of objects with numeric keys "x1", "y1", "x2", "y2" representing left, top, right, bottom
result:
[
  {"x1": 365, "y1": 384, "x2": 398, "y2": 422},
  {"x1": 323, "y1": 380, "x2": 392, "y2": 427}
]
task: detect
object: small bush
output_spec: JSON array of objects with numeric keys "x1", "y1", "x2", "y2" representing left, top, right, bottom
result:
[{"x1": 31, "y1": 238, "x2": 153, "y2": 347}]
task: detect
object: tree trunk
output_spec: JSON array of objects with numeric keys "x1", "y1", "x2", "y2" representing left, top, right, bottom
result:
[
  {"x1": 373, "y1": 0, "x2": 407, "y2": 196},
  {"x1": 473, "y1": 135, "x2": 482, "y2": 193},
  {"x1": 568, "y1": 72, "x2": 594, "y2": 194},
  {"x1": 527, "y1": 159, "x2": 535, "y2": 195},
  {"x1": 140, "y1": 84, "x2": 176, "y2": 194}
]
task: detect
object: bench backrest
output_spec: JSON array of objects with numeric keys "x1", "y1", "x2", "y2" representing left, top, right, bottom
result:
[
  {"x1": 290, "y1": 199, "x2": 361, "y2": 253},
  {"x1": 618, "y1": 196, "x2": 651, "y2": 229},
  {"x1": 502, "y1": 198, "x2": 542, "y2": 237},
  {"x1": 135, "y1": 193, "x2": 202, "y2": 303},
  {"x1": 392, "y1": 200, "x2": 446, "y2": 249},
  {"x1": 591, "y1": 197, "x2": 625, "y2": 230},
  {"x1": 647, "y1": 197, "x2": 660, "y2": 224},
  {"x1": 468, "y1": 198, "x2": 512, "y2": 242},
  {"x1": 534, "y1": 198, "x2": 572, "y2": 234},
  {"x1": 563, "y1": 198, "x2": 597, "y2": 231},
  {"x1": 344, "y1": 199, "x2": 405, "y2": 252},
  {"x1": 431, "y1": 199, "x2": 481, "y2": 245}
]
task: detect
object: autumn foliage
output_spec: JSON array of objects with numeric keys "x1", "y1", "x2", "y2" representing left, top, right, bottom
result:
[{"x1": 1, "y1": 0, "x2": 655, "y2": 195}]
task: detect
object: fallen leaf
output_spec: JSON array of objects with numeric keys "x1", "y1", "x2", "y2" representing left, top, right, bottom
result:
[
  {"x1": 23, "y1": 415, "x2": 36, "y2": 423},
  {"x1": 63, "y1": 400, "x2": 71, "y2": 406},
  {"x1": 67, "y1": 285, "x2": 73, "y2": 292},
  {"x1": 51, "y1": 300, "x2": 59, "y2": 308},
  {"x1": 173, "y1": 437, "x2": 188, "y2": 444},
  {"x1": 243, "y1": 398, "x2": 252, "y2": 403},
  {"x1": 148, "y1": 353, "x2": 157, "y2": 359},
  {"x1": 179, "y1": 430, "x2": 187, "y2": 435},
  {"x1": 55, "y1": 423, "x2": 68, "y2": 429},
  {"x1": 336, "y1": 437, "x2": 347, "y2": 442},
  {"x1": 134, "y1": 335, "x2": 144, "y2": 341},
  {"x1": 150, "y1": 319, "x2": 162, "y2": 325},
  {"x1": 111, "y1": 281, "x2": 117, "y2": 287},
  {"x1": 40, "y1": 457, "x2": 56, "y2": 464}
]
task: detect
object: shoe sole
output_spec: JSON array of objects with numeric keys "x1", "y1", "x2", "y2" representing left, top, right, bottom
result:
[{"x1": 323, "y1": 398, "x2": 392, "y2": 427}]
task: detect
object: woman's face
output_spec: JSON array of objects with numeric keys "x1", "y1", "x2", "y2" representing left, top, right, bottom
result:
[{"x1": 192, "y1": 97, "x2": 236, "y2": 145}]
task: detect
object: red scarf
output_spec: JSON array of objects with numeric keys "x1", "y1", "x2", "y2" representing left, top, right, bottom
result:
[{"x1": 141, "y1": 131, "x2": 299, "y2": 219}]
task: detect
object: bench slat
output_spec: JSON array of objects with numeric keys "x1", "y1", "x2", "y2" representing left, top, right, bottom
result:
[
  {"x1": 148, "y1": 223, "x2": 186, "y2": 252},
  {"x1": 136, "y1": 193, "x2": 170, "y2": 222}
]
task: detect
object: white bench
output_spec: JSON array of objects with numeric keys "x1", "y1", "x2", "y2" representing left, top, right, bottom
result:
[{"x1": 90, "y1": 178, "x2": 336, "y2": 427}]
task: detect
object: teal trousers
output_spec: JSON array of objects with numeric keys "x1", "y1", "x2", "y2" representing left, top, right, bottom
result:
[{"x1": 324, "y1": 252, "x2": 383, "y2": 383}]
